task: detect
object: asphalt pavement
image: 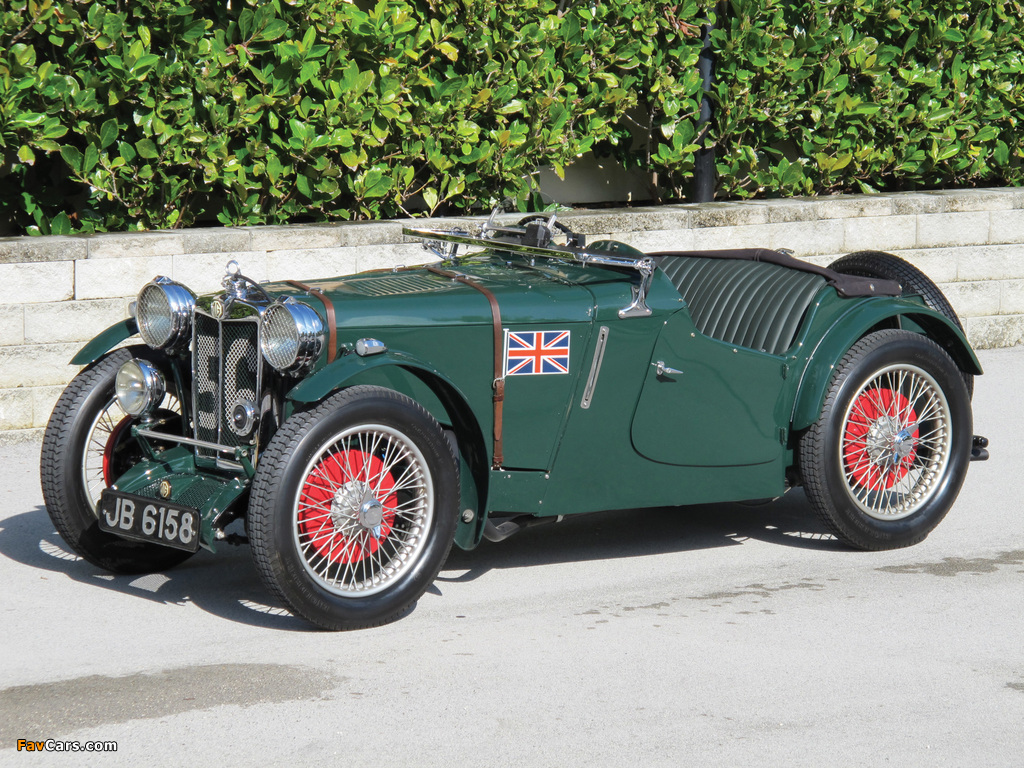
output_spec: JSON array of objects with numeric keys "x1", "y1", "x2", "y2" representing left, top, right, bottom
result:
[{"x1": 1, "y1": 345, "x2": 1022, "y2": 767}]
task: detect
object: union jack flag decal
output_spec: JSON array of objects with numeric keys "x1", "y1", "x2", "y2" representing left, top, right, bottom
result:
[{"x1": 504, "y1": 330, "x2": 571, "y2": 376}]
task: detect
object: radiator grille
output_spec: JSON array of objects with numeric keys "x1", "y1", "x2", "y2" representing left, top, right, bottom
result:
[{"x1": 192, "y1": 312, "x2": 261, "y2": 460}]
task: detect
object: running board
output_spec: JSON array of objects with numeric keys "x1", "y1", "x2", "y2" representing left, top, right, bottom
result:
[{"x1": 483, "y1": 514, "x2": 563, "y2": 543}]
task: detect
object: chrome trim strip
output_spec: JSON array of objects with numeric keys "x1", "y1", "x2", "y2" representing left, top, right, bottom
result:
[
  {"x1": 135, "y1": 428, "x2": 246, "y2": 456},
  {"x1": 580, "y1": 326, "x2": 609, "y2": 409}
]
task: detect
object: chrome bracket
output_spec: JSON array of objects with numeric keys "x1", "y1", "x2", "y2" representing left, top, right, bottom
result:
[{"x1": 618, "y1": 259, "x2": 655, "y2": 319}]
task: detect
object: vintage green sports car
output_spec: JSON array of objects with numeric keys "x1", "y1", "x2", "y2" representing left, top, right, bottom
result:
[{"x1": 41, "y1": 212, "x2": 989, "y2": 629}]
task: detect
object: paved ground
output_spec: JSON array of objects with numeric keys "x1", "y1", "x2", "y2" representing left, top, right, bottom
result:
[{"x1": 1, "y1": 346, "x2": 1022, "y2": 767}]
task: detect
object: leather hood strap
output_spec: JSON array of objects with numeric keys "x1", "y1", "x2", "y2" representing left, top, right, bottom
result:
[{"x1": 426, "y1": 266, "x2": 505, "y2": 469}]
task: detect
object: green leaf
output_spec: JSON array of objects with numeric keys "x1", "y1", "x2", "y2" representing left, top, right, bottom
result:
[
  {"x1": 257, "y1": 20, "x2": 289, "y2": 43},
  {"x1": 360, "y1": 169, "x2": 394, "y2": 198},
  {"x1": 83, "y1": 145, "x2": 100, "y2": 173},
  {"x1": 50, "y1": 212, "x2": 72, "y2": 235},
  {"x1": 135, "y1": 139, "x2": 159, "y2": 159},
  {"x1": 422, "y1": 187, "x2": 439, "y2": 211},
  {"x1": 438, "y1": 41, "x2": 459, "y2": 61},
  {"x1": 239, "y1": 9, "x2": 255, "y2": 40},
  {"x1": 100, "y1": 119, "x2": 119, "y2": 149},
  {"x1": 60, "y1": 146, "x2": 84, "y2": 173},
  {"x1": 182, "y1": 20, "x2": 208, "y2": 43}
]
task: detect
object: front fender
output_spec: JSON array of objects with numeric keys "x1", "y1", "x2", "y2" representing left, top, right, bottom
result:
[
  {"x1": 70, "y1": 318, "x2": 138, "y2": 366},
  {"x1": 285, "y1": 351, "x2": 490, "y2": 549},
  {"x1": 285, "y1": 350, "x2": 466, "y2": 407},
  {"x1": 791, "y1": 300, "x2": 982, "y2": 431}
]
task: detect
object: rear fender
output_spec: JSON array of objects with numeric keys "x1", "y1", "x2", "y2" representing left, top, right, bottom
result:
[
  {"x1": 285, "y1": 352, "x2": 489, "y2": 549},
  {"x1": 791, "y1": 302, "x2": 982, "y2": 431}
]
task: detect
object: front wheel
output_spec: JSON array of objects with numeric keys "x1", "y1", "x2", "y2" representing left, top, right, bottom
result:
[
  {"x1": 799, "y1": 330, "x2": 972, "y2": 550},
  {"x1": 247, "y1": 386, "x2": 459, "y2": 630},
  {"x1": 39, "y1": 346, "x2": 194, "y2": 573}
]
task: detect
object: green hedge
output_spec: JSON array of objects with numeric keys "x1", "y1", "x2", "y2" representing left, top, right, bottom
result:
[
  {"x1": 712, "y1": 0, "x2": 1024, "y2": 197},
  {"x1": 1, "y1": 0, "x2": 1022, "y2": 235},
  {"x1": 0, "y1": 0, "x2": 707, "y2": 233}
]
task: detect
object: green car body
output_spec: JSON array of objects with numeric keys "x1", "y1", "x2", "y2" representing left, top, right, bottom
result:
[{"x1": 47, "y1": 217, "x2": 985, "y2": 629}]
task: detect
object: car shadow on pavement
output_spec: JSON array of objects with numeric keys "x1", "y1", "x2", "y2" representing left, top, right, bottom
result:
[
  {"x1": 1, "y1": 490, "x2": 841, "y2": 630},
  {"x1": 439, "y1": 488, "x2": 846, "y2": 583},
  {"x1": 0, "y1": 505, "x2": 312, "y2": 632}
]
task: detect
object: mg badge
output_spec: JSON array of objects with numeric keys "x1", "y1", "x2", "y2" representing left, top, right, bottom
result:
[
  {"x1": 211, "y1": 299, "x2": 224, "y2": 319},
  {"x1": 159, "y1": 479, "x2": 172, "y2": 499}
]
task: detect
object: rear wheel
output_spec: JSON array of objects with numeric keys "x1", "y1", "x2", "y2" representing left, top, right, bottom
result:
[
  {"x1": 799, "y1": 330, "x2": 972, "y2": 550},
  {"x1": 40, "y1": 346, "x2": 194, "y2": 573},
  {"x1": 829, "y1": 250, "x2": 973, "y2": 398},
  {"x1": 247, "y1": 386, "x2": 459, "y2": 630}
]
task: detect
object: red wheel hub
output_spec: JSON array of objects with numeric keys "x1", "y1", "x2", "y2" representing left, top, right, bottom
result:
[
  {"x1": 843, "y1": 388, "x2": 919, "y2": 490},
  {"x1": 297, "y1": 450, "x2": 398, "y2": 564}
]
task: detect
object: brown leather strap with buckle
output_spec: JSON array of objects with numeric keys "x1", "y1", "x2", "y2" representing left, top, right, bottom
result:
[
  {"x1": 285, "y1": 280, "x2": 337, "y2": 364},
  {"x1": 426, "y1": 266, "x2": 505, "y2": 469}
]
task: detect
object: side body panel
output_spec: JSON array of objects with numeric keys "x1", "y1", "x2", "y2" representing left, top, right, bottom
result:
[
  {"x1": 631, "y1": 309, "x2": 787, "y2": 467},
  {"x1": 489, "y1": 276, "x2": 789, "y2": 517}
]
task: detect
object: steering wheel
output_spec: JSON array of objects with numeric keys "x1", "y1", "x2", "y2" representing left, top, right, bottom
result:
[{"x1": 517, "y1": 215, "x2": 586, "y2": 248}]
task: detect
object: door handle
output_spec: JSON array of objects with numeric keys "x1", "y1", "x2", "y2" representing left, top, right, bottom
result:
[{"x1": 652, "y1": 361, "x2": 683, "y2": 376}]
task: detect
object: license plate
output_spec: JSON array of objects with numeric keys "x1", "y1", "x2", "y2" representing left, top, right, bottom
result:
[{"x1": 98, "y1": 490, "x2": 201, "y2": 552}]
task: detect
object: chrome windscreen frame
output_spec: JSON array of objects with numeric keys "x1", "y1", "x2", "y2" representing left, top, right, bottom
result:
[{"x1": 403, "y1": 222, "x2": 656, "y2": 319}]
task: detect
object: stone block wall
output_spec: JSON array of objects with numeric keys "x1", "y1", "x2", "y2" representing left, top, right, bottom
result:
[{"x1": 1, "y1": 187, "x2": 1021, "y2": 443}]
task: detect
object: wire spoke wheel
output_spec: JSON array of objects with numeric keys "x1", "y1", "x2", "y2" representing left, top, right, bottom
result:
[
  {"x1": 294, "y1": 424, "x2": 434, "y2": 597},
  {"x1": 82, "y1": 397, "x2": 130, "y2": 512},
  {"x1": 799, "y1": 330, "x2": 971, "y2": 551},
  {"x1": 81, "y1": 392, "x2": 182, "y2": 513},
  {"x1": 839, "y1": 364, "x2": 951, "y2": 521},
  {"x1": 40, "y1": 346, "x2": 194, "y2": 573},
  {"x1": 248, "y1": 385, "x2": 458, "y2": 630}
]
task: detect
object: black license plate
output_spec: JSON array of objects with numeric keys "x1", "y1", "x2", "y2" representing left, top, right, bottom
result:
[{"x1": 98, "y1": 490, "x2": 201, "y2": 552}]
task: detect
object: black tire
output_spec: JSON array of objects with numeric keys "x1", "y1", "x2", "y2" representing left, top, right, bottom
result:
[
  {"x1": 247, "y1": 385, "x2": 459, "y2": 630},
  {"x1": 39, "y1": 346, "x2": 195, "y2": 573},
  {"x1": 829, "y1": 250, "x2": 973, "y2": 398},
  {"x1": 799, "y1": 330, "x2": 972, "y2": 551}
]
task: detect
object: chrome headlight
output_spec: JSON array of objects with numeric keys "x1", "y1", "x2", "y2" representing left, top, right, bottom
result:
[
  {"x1": 115, "y1": 359, "x2": 166, "y2": 418},
  {"x1": 260, "y1": 301, "x2": 325, "y2": 373},
  {"x1": 136, "y1": 277, "x2": 195, "y2": 351}
]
